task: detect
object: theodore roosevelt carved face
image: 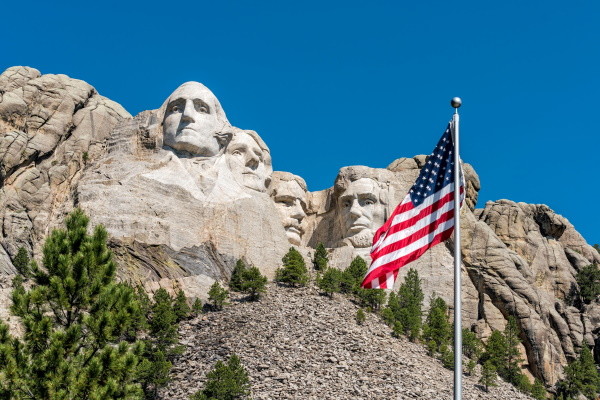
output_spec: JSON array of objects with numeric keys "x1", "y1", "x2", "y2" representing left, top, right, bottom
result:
[
  {"x1": 269, "y1": 172, "x2": 308, "y2": 245},
  {"x1": 335, "y1": 170, "x2": 387, "y2": 248},
  {"x1": 162, "y1": 82, "x2": 229, "y2": 157}
]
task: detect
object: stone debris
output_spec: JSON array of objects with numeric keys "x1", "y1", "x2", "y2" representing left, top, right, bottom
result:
[{"x1": 163, "y1": 283, "x2": 534, "y2": 400}]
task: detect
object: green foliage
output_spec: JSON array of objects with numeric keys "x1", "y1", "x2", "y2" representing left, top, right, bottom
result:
[
  {"x1": 1, "y1": 209, "x2": 145, "y2": 399},
  {"x1": 208, "y1": 282, "x2": 229, "y2": 311},
  {"x1": 440, "y1": 345, "x2": 454, "y2": 370},
  {"x1": 422, "y1": 296, "x2": 451, "y2": 353},
  {"x1": 479, "y1": 360, "x2": 497, "y2": 392},
  {"x1": 340, "y1": 256, "x2": 367, "y2": 295},
  {"x1": 312, "y1": 243, "x2": 328, "y2": 271},
  {"x1": 275, "y1": 248, "x2": 309, "y2": 287},
  {"x1": 356, "y1": 289, "x2": 386, "y2": 311},
  {"x1": 556, "y1": 346, "x2": 600, "y2": 400},
  {"x1": 576, "y1": 264, "x2": 600, "y2": 304},
  {"x1": 12, "y1": 247, "x2": 30, "y2": 277},
  {"x1": 82, "y1": 151, "x2": 89, "y2": 163},
  {"x1": 190, "y1": 354, "x2": 250, "y2": 400},
  {"x1": 229, "y1": 259, "x2": 247, "y2": 292},
  {"x1": 593, "y1": 244, "x2": 600, "y2": 254},
  {"x1": 192, "y1": 298, "x2": 203, "y2": 315},
  {"x1": 229, "y1": 260, "x2": 268, "y2": 300},
  {"x1": 317, "y1": 267, "x2": 342, "y2": 297},
  {"x1": 380, "y1": 307, "x2": 395, "y2": 327},
  {"x1": 482, "y1": 317, "x2": 526, "y2": 389},
  {"x1": 355, "y1": 308, "x2": 366, "y2": 325},
  {"x1": 462, "y1": 328, "x2": 483, "y2": 361},
  {"x1": 394, "y1": 269, "x2": 424, "y2": 341},
  {"x1": 530, "y1": 378, "x2": 546, "y2": 400},
  {"x1": 173, "y1": 289, "x2": 191, "y2": 322}
]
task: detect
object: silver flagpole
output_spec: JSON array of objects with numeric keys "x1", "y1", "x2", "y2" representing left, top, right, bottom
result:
[{"x1": 451, "y1": 97, "x2": 462, "y2": 400}]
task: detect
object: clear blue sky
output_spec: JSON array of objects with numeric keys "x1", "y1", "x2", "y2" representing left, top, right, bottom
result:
[{"x1": 3, "y1": 0, "x2": 599, "y2": 245}]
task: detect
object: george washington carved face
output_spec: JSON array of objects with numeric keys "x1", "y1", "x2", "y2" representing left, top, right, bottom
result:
[{"x1": 162, "y1": 82, "x2": 229, "y2": 157}]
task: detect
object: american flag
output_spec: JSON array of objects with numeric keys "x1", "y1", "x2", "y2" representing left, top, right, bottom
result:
[{"x1": 361, "y1": 122, "x2": 465, "y2": 289}]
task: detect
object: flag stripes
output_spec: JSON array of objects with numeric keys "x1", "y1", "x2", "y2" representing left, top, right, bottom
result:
[{"x1": 361, "y1": 122, "x2": 464, "y2": 290}]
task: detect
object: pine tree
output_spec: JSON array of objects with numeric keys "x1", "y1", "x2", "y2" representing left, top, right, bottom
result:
[
  {"x1": 240, "y1": 266, "x2": 268, "y2": 300},
  {"x1": 230, "y1": 259, "x2": 247, "y2": 292},
  {"x1": 479, "y1": 360, "x2": 497, "y2": 392},
  {"x1": 557, "y1": 345, "x2": 600, "y2": 400},
  {"x1": 356, "y1": 288, "x2": 386, "y2": 311},
  {"x1": 462, "y1": 328, "x2": 483, "y2": 361},
  {"x1": 503, "y1": 316, "x2": 525, "y2": 385},
  {"x1": 395, "y1": 269, "x2": 423, "y2": 341},
  {"x1": 208, "y1": 281, "x2": 229, "y2": 311},
  {"x1": 340, "y1": 256, "x2": 367, "y2": 294},
  {"x1": 483, "y1": 329, "x2": 507, "y2": 372},
  {"x1": 192, "y1": 298, "x2": 203, "y2": 315},
  {"x1": 355, "y1": 308, "x2": 366, "y2": 325},
  {"x1": 2, "y1": 209, "x2": 145, "y2": 399},
  {"x1": 576, "y1": 264, "x2": 600, "y2": 304},
  {"x1": 422, "y1": 296, "x2": 451, "y2": 352},
  {"x1": 173, "y1": 288, "x2": 191, "y2": 322},
  {"x1": 275, "y1": 248, "x2": 309, "y2": 287},
  {"x1": 190, "y1": 354, "x2": 250, "y2": 400},
  {"x1": 313, "y1": 243, "x2": 329, "y2": 271},
  {"x1": 530, "y1": 378, "x2": 546, "y2": 400},
  {"x1": 317, "y1": 267, "x2": 342, "y2": 297},
  {"x1": 12, "y1": 247, "x2": 30, "y2": 277}
]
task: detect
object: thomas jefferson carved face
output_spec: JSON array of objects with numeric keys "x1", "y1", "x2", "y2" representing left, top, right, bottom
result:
[
  {"x1": 162, "y1": 82, "x2": 228, "y2": 156},
  {"x1": 226, "y1": 131, "x2": 272, "y2": 192},
  {"x1": 338, "y1": 178, "x2": 386, "y2": 248},
  {"x1": 270, "y1": 176, "x2": 307, "y2": 245}
]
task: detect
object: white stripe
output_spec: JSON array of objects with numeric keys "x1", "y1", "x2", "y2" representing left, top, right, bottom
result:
[
  {"x1": 371, "y1": 277, "x2": 379, "y2": 289},
  {"x1": 391, "y1": 183, "x2": 456, "y2": 227},
  {"x1": 385, "y1": 272, "x2": 395, "y2": 289},
  {"x1": 376, "y1": 198, "x2": 456, "y2": 252},
  {"x1": 367, "y1": 217, "x2": 455, "y2": 274}
]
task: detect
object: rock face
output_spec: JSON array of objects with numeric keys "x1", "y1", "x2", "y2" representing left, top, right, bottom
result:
[
  {"x1": 1, "y1": 66, "x2": 599, "y2": 388},
  {"x1": 0, "y1": 66, "x2": 130, "y2": 273}
]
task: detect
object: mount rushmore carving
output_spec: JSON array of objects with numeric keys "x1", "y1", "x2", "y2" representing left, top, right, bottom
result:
[{"x1": 1, "y1": 66, "x2": 600, "y2": 387}]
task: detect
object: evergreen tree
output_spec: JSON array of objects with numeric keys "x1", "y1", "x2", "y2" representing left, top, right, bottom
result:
[
  {"x1": 483, "y1": 329, "x2": 507, "y2": 372},
  {"x1": 317, "y1": 267, "x2": 342, "y2": 297},
  {"x1": 240, "y1": 266, "x2": 268, "y2": 300},
  {"x1": 395, "y1": 269, "x2": 423, "y2": 341},
  {"x1": 192, "y1": 298, "x2": 203, "y2": 315},
  {"x1": 556, "y1": 346, "x2": 600, "y2": 400},
  {"x1": 422, "y1": 296, "x2": 451, "y2": 352},
  {"x1": 275, "y1": 248, "x2": 309, "y2": 287},
  {"x1": 355, "y1": 308, "x2": 366, "y2": 325},
  {"x1": 190, "y1": 354, "x2": 250, "y2": 400},
  {"x1": 208, "y1": 282, "x2": 229, "y2": 311},
  {"x1": 356, "y1": 289, "x2": 386, "y2": 311},
  {"x1": 479, "y1": 360, "x2": 497, "y2": 392},
  {"x1": 2, "y1": 209, "x2": 145, "y2": 399},
  {"x1": 576, "y1": 264, "x2": 600, "y2": 304},
  {"x1": 313, "y1": 243, "x2": 328, "y2": 271},
  {"x1": 340, "y1": 256, "x2": 367, "y2": 294},
  {"x1": 503, "y1": 316, "x2": 525, "y2": 385},
  {"x1": 12, "y1": 247, "x2": 30, "y2": 277},
  {"x1": 530, "y1": 378, "x2": 546, "y2": 400},
  {"x1": 229, "y1": 259, "x2": 247, "y2": 292},
  {"x1": 173, "y1": 288, "x2": 191, "y2": 322},
  {"x1": 462, "y1": 328, "x2": 483, "y2": 361}
]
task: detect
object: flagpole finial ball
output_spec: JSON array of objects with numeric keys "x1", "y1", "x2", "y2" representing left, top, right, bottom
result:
[{"x1": 450, "y1": 97, "x2": 462, "y2": 108}]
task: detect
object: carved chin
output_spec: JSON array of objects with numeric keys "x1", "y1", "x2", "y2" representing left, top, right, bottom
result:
[
  {"x1": 346, "y1": 229, "x2": 374, "y2": 248},
  {"x1": 285, "y1": 227, "x2": 302, "y2": 245}
]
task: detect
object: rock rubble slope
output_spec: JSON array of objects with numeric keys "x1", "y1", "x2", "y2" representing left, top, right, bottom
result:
[{"x1": 164, "y1": 283, "x2": 534, "y2": 400}]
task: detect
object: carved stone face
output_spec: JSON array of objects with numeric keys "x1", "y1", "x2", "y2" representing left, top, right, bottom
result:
[
  {"x1": 272, "y1": 179, "x2": 307, "y2": 245},
  {"x1": 338, "y1": 178, "x2": 385, "y2": 248},
  {"x1": 162, "y1": 82, "x2": 227, "y2": 156},
  {"x1": 226, "y1": 131, "x2": 272, "y2": 192}
]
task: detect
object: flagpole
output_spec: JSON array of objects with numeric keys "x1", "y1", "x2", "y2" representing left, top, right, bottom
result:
[{"x1": 451, "y1": 97, "x2": 462, "y2": 400}]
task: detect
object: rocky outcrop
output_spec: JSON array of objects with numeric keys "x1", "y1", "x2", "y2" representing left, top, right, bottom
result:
[
  {"x1": 165, "y1": 283, "x2": 534, "y2": 400},
  {"x1": 0, "y1": 66, "x2": 130, "y2": 274}
]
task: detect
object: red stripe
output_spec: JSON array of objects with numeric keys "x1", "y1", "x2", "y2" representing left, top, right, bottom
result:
[
  {"x1": 371, "y1": 208, "x2": 455, "y2": 260},
  {"x1": 362, "y1": 227, "x2": 454, "y2": 288},
  {"x1": 372, "y1": 197, "x2": 414, "y2": 245}
]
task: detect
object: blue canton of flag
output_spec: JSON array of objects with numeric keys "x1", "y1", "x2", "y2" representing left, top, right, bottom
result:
[{"x1": 409, "y1": 123, "x2": 455, "y2": 207}]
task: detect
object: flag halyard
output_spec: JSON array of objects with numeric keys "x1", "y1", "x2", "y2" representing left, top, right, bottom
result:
[{"x1": 361, "y1": 122, "x2": 465, "y2": 289}]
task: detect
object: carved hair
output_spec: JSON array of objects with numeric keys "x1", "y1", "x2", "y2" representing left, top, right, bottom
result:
[{"x1": 268, "y1": 171, "x2": 307, "y2": 197}]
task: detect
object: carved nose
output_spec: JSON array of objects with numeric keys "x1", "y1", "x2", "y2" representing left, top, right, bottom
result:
[
  {"x1": 245, "y1": 153, "x2": 260, "y2": 170},
  {"x1": 181, "y1": 100, "x2": 196, "y2": 123},
  {"x1": 290, "y1": 201, "x2": 306, "y2": 220},
  {"x1": 349, "y1": 200, "x2": 362, "y2": 217}
]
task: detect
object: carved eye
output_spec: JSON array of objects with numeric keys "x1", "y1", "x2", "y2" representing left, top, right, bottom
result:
[
  {"x1": 364, "y1": 199, "x2": 374, "y2": 206},
  {"x1": 171, "y1": 105, "x2": 179, "y2": 112},
  {"x1": 199, "y1": 106, "x2": 208, "y2": 113},
  {"x1": 343, "y1": 200, "x2": 352, "y2": 208}
]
